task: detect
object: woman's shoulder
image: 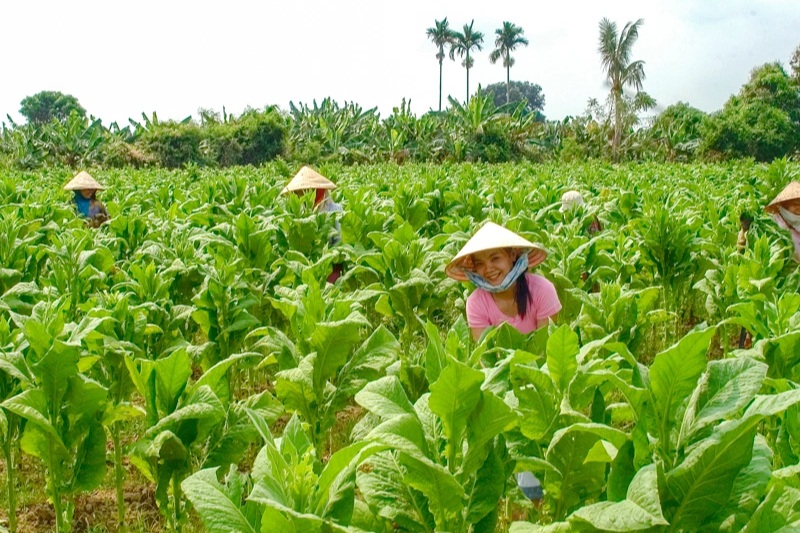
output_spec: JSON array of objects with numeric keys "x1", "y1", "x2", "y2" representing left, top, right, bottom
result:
[
  {"x1": 466, "y1": 286, "x2": 491, "y2": 306},
  {"x1": 525, "y1": 272, "x2": 555, "y2": 287}
]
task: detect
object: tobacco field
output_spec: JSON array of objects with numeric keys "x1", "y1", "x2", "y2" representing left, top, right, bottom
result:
[{"x1": 1, "y1": 160, "x2": 800, "y2": 532}]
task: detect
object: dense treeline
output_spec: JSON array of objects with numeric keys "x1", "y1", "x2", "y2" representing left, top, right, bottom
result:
[{"x1": 1, "y1": 31, "x2": 798, "y2": 169}]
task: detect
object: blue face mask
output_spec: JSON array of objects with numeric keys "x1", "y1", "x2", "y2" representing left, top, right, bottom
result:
[{"x1": 466, "y1": 253, "x2": 528, "y2": 293}]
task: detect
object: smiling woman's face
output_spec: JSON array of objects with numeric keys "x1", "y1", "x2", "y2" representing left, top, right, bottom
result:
[{"x1": 470, "y1": 249, "x2": 515, "y2": 286}]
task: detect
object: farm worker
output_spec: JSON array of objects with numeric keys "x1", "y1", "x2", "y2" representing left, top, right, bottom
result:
[
  {"x1": 446, "y1": 221, "x2": 561, "y2": 504},
  {"x1": 63, "y1": 171, "x2": 110, "y2": 228},
  {"x1": 738, "y1": 212, "x2": 753, "y2": 254},
  {"x1": 561, "y1": 189, "x2": 603, "y2": 235},
  {"x1": 445, "y1": 221, "x2": 561, "y2": 342},
  {"x1": 766, "y1": 181, "x2": 800, "y2": 263},
  {"x1": 559, "y1": 190, "x2": 585, "y2": 213},
  {"x1": 561, "y1": 190, "x2": 602, "y2": 291},
  {"x1": 281, "y1": 165, "x2": 344, "y2": 282},
  {"x1": 737, "y1": 212, "x2": 754, "y2": 349}
]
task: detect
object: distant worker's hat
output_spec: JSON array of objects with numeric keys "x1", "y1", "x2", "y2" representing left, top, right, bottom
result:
[
  {"x1": 280, "y1": 166, "x2": 337, "y2": 195},
  {"x1": 559, "y1": 190, "x2": 584, "y2": 212},
  {"x1": 445, "y1": 221, "x2": 548, "y2": 282},
  {"x1": 63, "y1": 171, "x2": 106, "y2": 191},
  {"x1": 766, "y1": 182, "x2": 800, "y2": 214}
]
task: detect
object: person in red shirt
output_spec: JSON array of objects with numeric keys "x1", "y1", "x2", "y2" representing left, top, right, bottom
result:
[{"x1": 281, "y1": 166, "x2": 344, "y2": 283}]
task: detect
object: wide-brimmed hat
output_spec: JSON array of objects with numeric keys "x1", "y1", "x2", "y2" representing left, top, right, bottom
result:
[
  {"x1": 766, "y1": 182, "x2": 800, "y2": 214},
  {"x1": 445, "y1": 221, "x2": 548, "y2": 282},
  {"x1": 280, "y1": 166, "x2": 337, "y2": 195},
  {"x1": 559, "y1": 190, "x2": 585, "y2": 212},
  {"x1": 63, "y1": 171, "x2": 106, "y2": 191}
]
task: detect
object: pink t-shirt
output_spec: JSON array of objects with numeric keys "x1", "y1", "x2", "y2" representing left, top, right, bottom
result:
[{"x1": 466, "y1": 273, "x2": 562, "y2": 334}]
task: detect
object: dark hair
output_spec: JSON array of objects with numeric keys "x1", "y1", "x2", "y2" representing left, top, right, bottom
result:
[{"x1": 514, "y1": 259, "x2": 530, "y2": 318}]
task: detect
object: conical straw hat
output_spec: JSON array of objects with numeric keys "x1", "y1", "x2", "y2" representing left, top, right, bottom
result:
[
  {"x1": 280, "y1": 166, "x2": 337, "y2": 195},
  {"x1": 766, "y1": 182, "x2": 800, "y2": 214},
  {"x1": 63, "y1": 171, "x2": 106, "y2": 191},
  {"x1": 445, "y1": 221, "x2": 548, "y2": 282}
]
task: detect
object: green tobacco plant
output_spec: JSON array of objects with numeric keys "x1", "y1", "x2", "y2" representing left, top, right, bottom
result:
[
  {"x1": 191, "y1": 258, "x2": 261, "y2": 367},
  {"x1": 44, "y1": 230, "x2": 116, "y2": 319},
  {"x1": 354, "y1": 357, "x2": 519, "y2": 533},
  {"x1": 82, "y1": 294, "x2": 146, "y2": 529},
  {"x1": 0, "y1": 313, "x2": 30, "y2": 532},
  {"x1": 125, "y1": 349, "x2": 224, "y2": 531},
  {"x1": 571, "y1": 281, "x2": 666, "y2": 354},
  {"x1": 184, "y1": 416, "x2": 383, "y2": 532},
  {"x1": 262, "y1": 275, "x2": 399, "y2": 456},
  {"x1": 2, "y1": 299, "x2": 108, "y2": 533}
]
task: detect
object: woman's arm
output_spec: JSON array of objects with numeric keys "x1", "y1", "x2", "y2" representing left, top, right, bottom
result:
[
  {"x1": 536, "y1": 312, "x2": 558, "y2": 331},
  {"x1": 471, "y1": 327, "x2": 486, "y2": 342}
]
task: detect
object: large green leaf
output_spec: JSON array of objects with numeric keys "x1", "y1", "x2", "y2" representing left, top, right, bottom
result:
[
  {"x1": 464, "y1": 444, "x2": 505, "y2": 527},
  {"x1": 678, "y1": 356, "x2": 767, "y2": 448},
  {"x1": 309, "y1": 313, "x2": 369, "y2": 390},
  {"x1": 546, "y1": 325, "x2": 579, "y2": 393},
  {"x1": 368, "y1": 414, "x2": 429, "y2": 458},
  {"x1": 667, "y1": 419, "x2": 757, "y2": 530},
  {"x1": 183, "y1": 468, "x2": 258, "y2": 533},
  {"x1": 571, "y1": 464, "x2": 668, "y2": 531},
  {"x1": 545, "y1": 424, "x2": 628, "y2": 519},
  {"x1": 649, "y1": 326, "x2": 715, "y2": 458},
  {"x1": 742, "y1": 483, "x2": 800, "y2": 532},
  {"x1": 357, "y1": 452, "x2": 433, "y2": 533},
  {"x1": 335, "y1": 325, "x2": 399, "y2": 401},
  {"x1": 428, "y1": 358, "x2": 484, "y2": 464},
  {"x1": 355, "y1": 375, "x2": 415, "y2": 419},
  {"x1": 424, "y1": 320, "x2": 447, "y2": 385},
  {"x1": 314, "y1": 442, "x2": 385, "y2": 523},
  {"x1": 72, "y1": 421, "x2": 108, "y2": 492},
  {"x1": 402, "y1": 453, "x2": 466, "y2": 532},
  {"x1": 710, "y1": 434, "x2": 772, "y2": 532},
  {"x1": 154, "y1": 348, "x2": 192, "y2": 415},
  {"x1": 512, "y1": 364, "x2": 560, "y2": 441},
  {"x1": 463, "y1": 392, "x2": 518, "y2": 475}
]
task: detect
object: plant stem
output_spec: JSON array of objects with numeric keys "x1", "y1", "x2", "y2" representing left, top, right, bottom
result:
[
  {"x1": 51, "y1": 473, "x2": 63, "y2": 533},
  {"x1": 3, "y1": 435, "x2": 17, "y2": 533},
  {"x1": 172, "y1": 474, "x2": 182, "y2": 532},
  {"x1": 112, "y1": 423, "x2": 126, "y2": 531},
  {"x1": 47, "y1": 436, "x2": 65, "y2": 533}
]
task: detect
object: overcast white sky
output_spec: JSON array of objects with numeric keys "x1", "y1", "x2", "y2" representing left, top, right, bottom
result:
[{"x1": 2, "y1": 0, "x2": 798, "y2": 125}]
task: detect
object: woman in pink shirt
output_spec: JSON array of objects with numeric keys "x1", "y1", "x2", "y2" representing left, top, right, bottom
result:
[
  {"x1": 446, "y1": 222, "x2": 561, "y2": 341},
  {"x1": 766, "y1": 181, "x2": 800, "y2": 263}
]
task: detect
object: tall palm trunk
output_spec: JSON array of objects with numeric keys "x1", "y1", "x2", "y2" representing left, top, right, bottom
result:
[
  {"x1": 506, "y1": 63, "x2": 511, "y2": 104},
  {"x1": 613, "y1": 89, "x2": 622, "y2": 162},
  {"x1": 438, "y1": 58, "x2": 443, "y2": 111},
  {"x1": 466, "y1": 52, "x2": 471, "y2": 103}
]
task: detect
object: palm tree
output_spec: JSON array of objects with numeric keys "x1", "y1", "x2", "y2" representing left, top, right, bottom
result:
[
  {"x1": 489, "y1": 22, "x2": 529, "y2": 104},
  {"x1": 450, "y1": 20, "x2": 485, "y2": 104},
  {"x1": 597, "y1": 18, "x2": 646, "y2": 161},
  {"x1": 426, "y1": 18, "x2": 457, "y2": 112}
]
